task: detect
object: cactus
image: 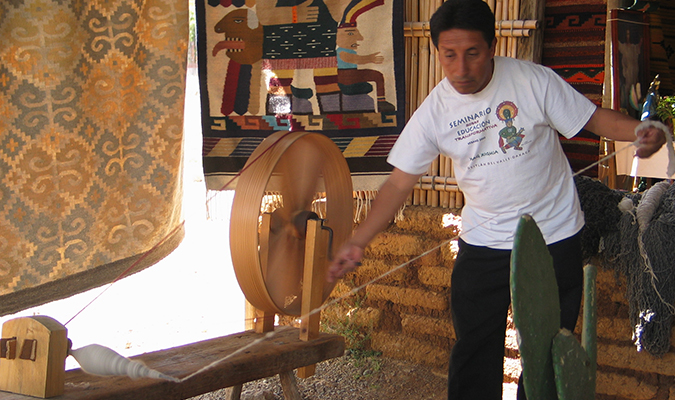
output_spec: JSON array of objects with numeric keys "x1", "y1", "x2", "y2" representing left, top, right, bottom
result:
[{"x1": 511, "y1": 215, "x2": 596, "y2": 399}]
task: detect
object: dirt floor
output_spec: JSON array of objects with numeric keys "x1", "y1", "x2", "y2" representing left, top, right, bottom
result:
[
  {"x1": 188, "y1": 351, "x2": 520, "y2": 400},
  {"x1": 190, "y1": 351, "x2": 449, "y2": 400}
]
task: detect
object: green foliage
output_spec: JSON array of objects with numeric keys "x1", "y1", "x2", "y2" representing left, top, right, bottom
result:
[
  {"x1": 321, "y1": 290, "x2": 378, "y2": 360},
  {"x1": 656, "y1": 96, "x2": 675, "y2": 124}
]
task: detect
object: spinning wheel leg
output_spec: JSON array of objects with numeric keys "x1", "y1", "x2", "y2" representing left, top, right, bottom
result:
[
  {"x1": 279, "y1": 371, "x2": 302, "y2": 400},
  {"x1": 245, "y1": 303, "x2": 275, "y2": 334},
  {"x1": 228, "y1": 385, "x2": 242, "y2": 400},
  {"x1": 297, "y1": 219, "x2": 330, "y2": 378}
]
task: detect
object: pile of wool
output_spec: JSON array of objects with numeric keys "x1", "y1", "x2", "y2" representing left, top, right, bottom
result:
[{"x1": 575, "y1": 176, "x2": 675, "y2": 356}]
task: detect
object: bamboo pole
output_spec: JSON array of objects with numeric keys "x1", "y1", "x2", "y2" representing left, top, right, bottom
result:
[
  {"x1": 494, "y1": 0, "x2": 503, "y2": 54},
  {"x1": 413, "y1": 182, "x2": 462, "y2": 192},
  {"x1": 439, "y1": 156, "x2": 447, "y2": 207},
  {"x1": 420, "y1": 0, "x2": 435, "y2": 206},
  {"x1": 445, "y1": 157, "x2": 454, "y2": 208},
  {"x1": 410, "y1": 0, "x2": 420, "y2": 205},
  {"x1": 500, "y1": 0, "x2": 509, "y2": 56},
  {"x1": 510, "y1": 0, "x2": 521, "y2": 57},
  {"x1": 404, "y1": 21, "x2": 536, "y2": 38}
]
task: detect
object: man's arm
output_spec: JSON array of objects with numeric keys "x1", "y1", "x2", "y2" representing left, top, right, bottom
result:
[
  {"x1": 583, "y1": 107, "x2": 667, "y2": 158},
  {"x1": 327, "y1": 168, "x2": 422, "y2": 282}
]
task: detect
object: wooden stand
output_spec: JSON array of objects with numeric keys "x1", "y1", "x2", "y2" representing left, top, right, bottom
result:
[
  {"x1": 240, "y1": 217, "x2": 332, "y2": 398},
  {"x1": 0, "y1": 316, "x2": 68, "y2": 398}
]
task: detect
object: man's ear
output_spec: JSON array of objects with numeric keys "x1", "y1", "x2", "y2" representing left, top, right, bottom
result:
[{"x1": 490, "y1": 37, "x2": 497, "y2": 55}]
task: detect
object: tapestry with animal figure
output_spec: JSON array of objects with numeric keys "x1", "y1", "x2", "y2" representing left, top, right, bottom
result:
[{"x1": 196, "y1": 0, "x2": 405, "y2": 191}]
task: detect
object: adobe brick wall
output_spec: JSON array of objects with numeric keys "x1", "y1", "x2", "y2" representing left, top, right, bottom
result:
[{"x1": 325, "y1": 205, "x2": 675, "y2": 399}]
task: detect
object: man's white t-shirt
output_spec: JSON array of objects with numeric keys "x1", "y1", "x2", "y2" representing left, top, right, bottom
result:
[{"x1": 388, "y1": 56, "x2": 597, "y2": 249}]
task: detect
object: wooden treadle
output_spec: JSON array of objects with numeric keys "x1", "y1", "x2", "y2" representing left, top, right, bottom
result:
[{"x1": 0, "y1": 327, "x2": 345, "y2": 400}]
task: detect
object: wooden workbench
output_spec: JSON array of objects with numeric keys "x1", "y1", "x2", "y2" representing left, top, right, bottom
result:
[{"x1": 0, "y1": 327, "x2": 345, "y2": 400}]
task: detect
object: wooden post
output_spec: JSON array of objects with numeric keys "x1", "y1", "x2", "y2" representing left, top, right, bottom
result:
[
  {"x1": 515, "y1": 0, "x2": 545, "y2": 62},
  {"x1": 252, "y1": 306, "x2": 275, "y2": 334},
  {"x1": 245, "y1": 213, "x2": 277, "y2": 334},
  {"x1": 279, "y1": 371, "x2": 302, "y2": 400},
  {"x1": 297, "y1": 218, "x2": 329, "y2": 379},
  {"x1": 0, "y1": 316, "x2": 68, "y2": 398},
  {"x1": 229, "y1": 384, "x2": 243, "y2": 400}
]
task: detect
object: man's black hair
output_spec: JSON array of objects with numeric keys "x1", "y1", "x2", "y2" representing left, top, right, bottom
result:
[{"x1": 429, "y1": 0, "x2": 495, "y2": 48}]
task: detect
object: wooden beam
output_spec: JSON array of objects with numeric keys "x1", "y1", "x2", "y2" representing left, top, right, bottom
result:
[{"x1": 515, "y1": 0, "x2": 545, "y2": 62}]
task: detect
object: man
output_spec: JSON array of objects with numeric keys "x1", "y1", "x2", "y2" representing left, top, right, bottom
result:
[
  {"x1": 326, "y1": 0, "x2": 668, "y2": 398},
  {"x1": 335, "y1": 0, "x2": 396, "y2": 112}
]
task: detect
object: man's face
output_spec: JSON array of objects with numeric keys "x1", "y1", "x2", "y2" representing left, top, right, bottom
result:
[
  {"x1": 436, "y1": 28, "x2": 496, "y2": 94},
  {"x1": 336, "y1": 26, "x2": 364, "y2": 49}
]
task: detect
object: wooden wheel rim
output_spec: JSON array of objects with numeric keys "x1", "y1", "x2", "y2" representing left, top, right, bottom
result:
[{"x1": 230, "y1": 131, "x2": 353, "y2": 316}]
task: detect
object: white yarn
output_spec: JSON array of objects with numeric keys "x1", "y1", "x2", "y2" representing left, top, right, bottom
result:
[
  {"x1": 634, "y1": 120, "x2": 675, "y2": 177},
  {"x1": 618, "y1": 197, "x2": 635, "y2": 213},
  {"x1": 69, "y1": 344, "x2": 180, "y2": 382},
  {"x1": 636, "y1": 181, "x2": 670, "y2": 232}
]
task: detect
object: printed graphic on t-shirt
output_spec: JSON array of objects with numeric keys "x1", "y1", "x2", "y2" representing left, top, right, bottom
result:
[
  {"x1": 451, "y1": 107, "x2": 496, "y2": 142},
  {"x1": 496, "y1": 101, "x2": 525, "y2": 153}
]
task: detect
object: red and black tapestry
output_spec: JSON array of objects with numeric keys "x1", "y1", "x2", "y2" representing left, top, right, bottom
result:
[
  {"x1": 542, "y1": 0, "x2": 607, "y2": 178},
  {"x1": 196, "y1": 0, "x2": 405, "y2": 190}
]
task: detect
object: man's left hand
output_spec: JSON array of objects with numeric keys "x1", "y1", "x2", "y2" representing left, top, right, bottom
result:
[{"x1": 635, "y1": 120, "x2": 669, "y2": 158}]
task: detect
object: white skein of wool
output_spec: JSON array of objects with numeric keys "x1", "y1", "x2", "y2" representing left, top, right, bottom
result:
[
  {"x1": 634, "y1": 119, "x2": 675, "y2": 177},
  {"x1": 69, "y1": 344, "x2": 180, "y2": 382}
]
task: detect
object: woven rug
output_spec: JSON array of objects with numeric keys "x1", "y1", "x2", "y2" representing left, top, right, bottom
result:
[
  {"x1": 542, "y1": 0, "x2": 607, "y2": 178},
  {"x1": 0, "y1": 0, "x2": 187, "y2": 315},
  {"x1": 196, "y1": 0, "x2": 405, "y2": 191},
  {"x1": 644, "y1": 0, "x2": 675, "y2": 96}
]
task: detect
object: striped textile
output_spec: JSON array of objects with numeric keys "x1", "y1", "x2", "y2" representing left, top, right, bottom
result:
[{"x1": 542, "y1": 0, "x2": 607, "y2": 178}]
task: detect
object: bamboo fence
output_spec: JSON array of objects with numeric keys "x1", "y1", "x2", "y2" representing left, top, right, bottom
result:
[{"x1": 403, "y1": 0, "x2": 539, "y2": 208}]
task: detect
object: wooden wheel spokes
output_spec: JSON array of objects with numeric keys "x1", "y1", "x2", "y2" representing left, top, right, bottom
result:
[{"x1": 230, "y1": 131, "x2": 353, "y2": 316}]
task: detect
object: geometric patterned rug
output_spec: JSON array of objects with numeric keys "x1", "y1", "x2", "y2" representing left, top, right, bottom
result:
[
  {"x1": 542, "y1": 0, "x2": 607, "y2": 178},
  {"x1": 0, "y1": 0, "x2": 188, "y2": 315}
]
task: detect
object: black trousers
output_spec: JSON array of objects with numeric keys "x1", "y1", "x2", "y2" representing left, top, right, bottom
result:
[{"x1": 446, "y1": 231, "x2": 583, "y2": 400}]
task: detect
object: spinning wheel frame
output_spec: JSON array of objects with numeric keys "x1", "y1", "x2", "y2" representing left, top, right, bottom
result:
[{"x1": 230, "y1": 131, "x2": 353, "y2": 316}]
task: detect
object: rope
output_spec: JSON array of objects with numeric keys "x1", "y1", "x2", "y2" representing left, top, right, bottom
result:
[
  {"x1": 64, "y1": 221, "x2": 186, "y2": 326},
  {"x1": 65, "y1": 131, "x2": 296, "y2": 326},
  {"x1": 159, "y1": 139, "x2": 642, "y2": 380},
  {"x1": 68, "y1": 137, "x2": 655, "y2": 380}
]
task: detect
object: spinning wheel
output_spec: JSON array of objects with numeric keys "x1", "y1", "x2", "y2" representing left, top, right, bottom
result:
[{"x1": 230, "y1": 131, "x2": 353, "y2": 316}]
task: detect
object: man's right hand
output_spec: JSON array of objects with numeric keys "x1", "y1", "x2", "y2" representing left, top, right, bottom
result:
[{"x1": 326, "y1": 242, "x2": 364, "y2": 283}]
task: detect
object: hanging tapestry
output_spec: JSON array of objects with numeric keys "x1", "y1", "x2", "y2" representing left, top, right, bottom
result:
[
  {"x1": 0, "y1": 0, "x2": 188, "y2": 316},
  {"x1": 542, "y1": 0, "x2": 606, "y2": 178},
  {"x1": 640, "y1": 0, "x2": 675, "y2": 96},
  {"x1": 196, "y1": 0, "x2": 405, "y2": 191}
]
